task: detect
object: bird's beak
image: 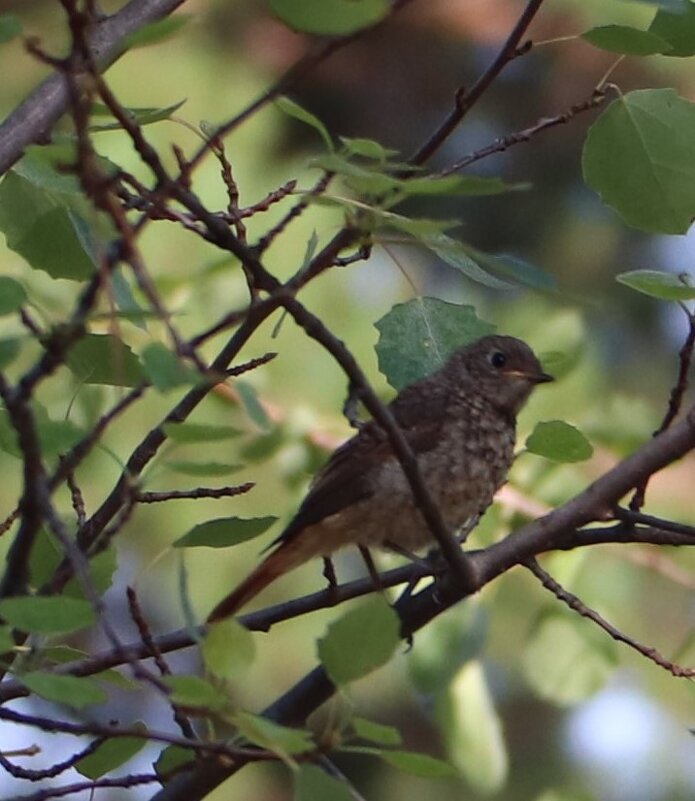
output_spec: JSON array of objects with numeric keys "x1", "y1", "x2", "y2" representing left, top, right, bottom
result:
[{"x1": 505, "y1": 369, "x2": 554, "y2": 384}]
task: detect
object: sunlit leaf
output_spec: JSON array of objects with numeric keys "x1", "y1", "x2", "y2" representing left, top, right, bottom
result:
[
  {"x1": 202, "y1": 619, "x2": 256, "y2": 679},
  {"x1": 375, "y1": 298, "x2": 495, "y2": 390},
  {"x1": 0, "y1": 596, "x2": 95, "y2": 634},
  {"x1": 317, "y1": 596, "x2": 400, "y2": 685},
  {"x1": 173, "y1": 516, "x2": 277, "y2": 548}
]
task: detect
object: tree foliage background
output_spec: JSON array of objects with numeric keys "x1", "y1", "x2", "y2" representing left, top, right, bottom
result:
[{"x1": 1, "y1": 1, "x2": 695, "y2": 800}]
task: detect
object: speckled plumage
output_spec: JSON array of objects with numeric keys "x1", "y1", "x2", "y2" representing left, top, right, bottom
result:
[{"x1": 208, "y1": 335, "x2": 552, "y2": 622}]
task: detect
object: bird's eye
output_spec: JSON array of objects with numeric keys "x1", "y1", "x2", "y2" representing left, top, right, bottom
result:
[{"x1": 490, "y1": 351, "x2": 507, "y2": 368}]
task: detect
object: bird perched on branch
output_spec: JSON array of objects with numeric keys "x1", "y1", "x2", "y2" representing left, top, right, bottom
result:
[{"x1": 207, "y1": 334, "x2": 553, "y2": 623}]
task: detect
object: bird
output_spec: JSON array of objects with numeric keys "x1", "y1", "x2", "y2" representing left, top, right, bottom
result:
[{"x1": 207, "y1": 334, "x2": 553, "y2": 623}]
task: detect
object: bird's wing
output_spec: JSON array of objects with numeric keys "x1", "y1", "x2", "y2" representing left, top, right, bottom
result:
[{"x1": 275, "y1": 379, "x2": 451, "y2": 544}]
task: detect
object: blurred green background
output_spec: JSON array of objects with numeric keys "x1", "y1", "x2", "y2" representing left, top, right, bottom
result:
[{"x1": 1, "y1": 1, "x2": 695, "y2": 800}]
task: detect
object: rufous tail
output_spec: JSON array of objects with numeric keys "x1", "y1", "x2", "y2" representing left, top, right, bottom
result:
[{"x1": 206, "y1": 538, "x2": 312, "y2": 623}]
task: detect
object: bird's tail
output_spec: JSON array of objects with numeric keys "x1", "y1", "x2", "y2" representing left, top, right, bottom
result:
[{"x1": 206, "y1": 537, "x2": 313, "y2": 623}]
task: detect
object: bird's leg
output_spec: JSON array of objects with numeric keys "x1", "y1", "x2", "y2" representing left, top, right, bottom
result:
[
  {"x1": 384, "y1": 539, "x2": 432, "y2": 569},
  {"x1": 322, "y1": 557, "x2": 339, "y2": 600},
  {"x1": 359, "y1": 545, "x2": 384, "y2": 593}
]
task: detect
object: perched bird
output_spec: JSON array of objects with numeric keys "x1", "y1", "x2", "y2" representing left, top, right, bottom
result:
[{"x1": 207, "y1": 335, "x2": 552, "y2": 622}]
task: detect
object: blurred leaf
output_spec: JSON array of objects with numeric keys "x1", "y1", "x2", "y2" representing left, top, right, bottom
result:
[
  {"x1": 398, "y1": 174, "x2": 528, "y2": 197},
  {"x1": 375, "y1": 298, "x2": 495, "y2": 390},
  {"x1": 0, "y1": 405, "x2": 79, "y2": 458},
  {"x1": 276, "y1": 97, "x2": 333, "y2": 151},
  {"x1": 0, "y1": 625, "x2": 15, "y2": 652},
  {"x1": 522, "y1": 615, "x2": 617, "y2": 705},
  {"x1": 0, "y1": 338, "x2": 21, "y2": 369},
  {"x1": 380, "y1": 750, "x2": 457, "y2": 777},
  {"x1": 0, "y1": 14, "x2": 22, "y2": 43},
  {"x1": 64, "y1": 548, "x2": 117, "y2": 600},
  {"x1": 124, "y1": 15, "x2": 190, "y2": 48},
  {"x1": 12, "y1": 144, "x2": 84, "y2": 194},
  {"x1": 294, "y1": 764, "x2": 353, "y2": 801},
  {"x1": 90, "y1": 99, "x2": 186, "y2": 131},
  {"x1": 239, "y1": 427, "x2": 285, "y2": 461},
  {"x1": 534, "y1": 791, "x2": 595, "y2": 801},
  {"x1": 76, "y1": 724, "x2": 147, "y2": 778},
  {"x1": 236, "y1": 380, "x2": 272, "y2": 431},
  {"x1": 526, "y1": 421, "x2": 593, "y2": 463},
  {"x1": 233, "y1": 711, "x2": 315, "y2": 757},
  {"x1": 202, "y1": 619, "x2": 256, "y2": 679},
  {"x1": 469, "y1": 251, "x2": 557, "y2": 291},
  {"x1": 0, "y1": 277, "x2": 26, "y2": 314},
  {"x1": 339, "y1": 136, "x2": 398, "y2": 162},
  {"x1": 583, "y1": 89, "x2": 695, "y2": 234},
  {"x1": 97, "y1": 669, "x2": 139, "y2": 691},
  {"x1": 155, "y1": 746, "x2": 195, "y2": 781},
  {"x1": 268, "y1": 0, "x2": 389, "y2": 36},
  {"x1": 141, "y1": 343, "x2": 200, "y2": 392},
  {"x1": 66, "y1": 333, "x2": 145, "y2": 387},
  {"x1": 352, "y1": 717, "x2": 402, "y2": 746},
  {"x1": 377, "y1": 210, "x2": 459, "y2": 238},
  {"x1": 0, "y1": 596, "x2": 95, "y2": 634},
  {"x1": 437, "y1": 661, "x2": 507, "y2": 792},
  {"x1": 163, "y1": 675, "x2": 230, "y2": 712},
  {"x1": 317, "y1": 596, "x2": 400, "y2": 685},
  {"x1": 166, "y1": 460, "x2": 243, "y2": 477},
  {"x1": 420, "y1": 235, "x2": 514, "y2": 290},
  {"x1": 616, "y1": 269, "x2": 695, "y2": 300},
  {"x1": 163, "y1": 422, "x2": 243, "y2": 442},
  {"x1": 20, "y1": 672, "x2": 106, "y2": 709},
  {"x1": 649, "y1": 2, "x2": 695, "y2": 55},
  {"x1": 110, "y1": 268, "x2": 148, "y2": 331},
  {"x1": 408, "y1": 604, "x2": 487, "y2": 694},
  {"x1": 538, "y1": 349, "x2": 581, "y2": 381},
  {"x1": 581, "y1": 25, "x2": 669, "y2": 55},
  {"x1": 173, "y1": 516, "x2": 277, "y2": 548}
]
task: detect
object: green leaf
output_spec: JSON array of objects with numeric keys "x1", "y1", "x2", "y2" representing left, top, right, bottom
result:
[
  {"x1": 173, "y1": 516, "x2": 277, "y2": 548},
  {"x1": 374, "y1": 298, "x2": 496, "y2": 390},
  {"x1": 276, "y1": 97, "x2": 333, "y2": 151},
  {"x1": 420, "y1": 235, "x2": 514, "y2": 290},
  {"x1": 0, "y1": 277, "x2": 27, "y2": 315},
  {"x1": 154, "y1": 746, "x2": 195, "y2": 781},
  {"x1": 582, "y1": 89, "x2": 695, "y2": 234},
  {"x1": 90, "y1": 99, "x2": 186, "y2": 131},
  {"x1": 268, "y1": 0, "x2": 389, "y2": 36},
  {"x1": 0, "y1": 173, "x2": 96, "y2": 280},
  {"x1": 0, "y1": 338, "x2": 21, "y2": 369},
  {"x1": 13, "y1": 144, "x2": 85, "y2": 194},
  {"x1": 649, "y1": 1, "x2": 695, "y2": 56},
  {"x1": 581, "y1": 25, "x2": 670, "y2": 55},
  {"x1": 66, "y1": 333, "x2": 145, "y2": 387},
  {"x1": 317, "y1": 596, "x2": 400, "y2": 685},
  {"x1": 233, "y1": 711, "x2": 315, "y2": 756},
  {"x1": 0, "y1": 596, "x2": 96, "y2": 634},
  {"x1": 0, "y1": 625, "x2": 15, "y2": 653},
  {"x1": 202, "y1": 619, "x2": 256, "y2": 679},
  {"x1": 140, "y1": 342, "x2": 200, "y2": 392},
  {"x1": 163, "y1": 422, "x2": 243, "y2": 443},
  {"x1": 294, "y1": 764, "x2": 354, "y2": 801},
  {"x1": 163, "y1": 675, "x2": 230, "y2": 712},
  {"x1": 76, "y1": 723, "x2": 147, "y2": 778},
  {"x1": 0, "y1": 14, "x2": 22, "y2": 43},
  {"x1": 236, "y1": 380, "x2": 272, "y2": 431},
  {"x1": 473, "y1": 252, "x2": 556, "y2": 291},
  {"x1": 166, "y1": 460, "x2": 244, "y2": 477},
  {"x1": 522, "y1": 615, "x2": 617, "y2": 706},
  {"x1": 380, "y1": 750, "x2": 458, "y2": 778},
  {"x1": 124, "y1": 15, "x2": 190, "y2": 48},
  {"x1": 616, "y1": 269, "x2": 695, "y2": 300},
  {"x1": 437, "y1": 661, "x2": 507, "y2": 792},
  {"x1": 399, "y1": 174, "x2": 528, "y2": 197},
  {"x1": 36, "y1": 417, "x2": 84, "y2": 457},
  {"x1": 339, "y1": 136, "x2": 399, "y2": 162},
  {"x1": 352, "y1": 717, "x2": 402, "y2": 746},
  {"x1": 20, "y1": 672, "x2": 107, "y2": 709},
  {"x1": 64, "y1": 547, "x2": 117, "y2": 600},
  {"x1": 526, "y1": 421, "x2": 593, "y2": 463}
]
